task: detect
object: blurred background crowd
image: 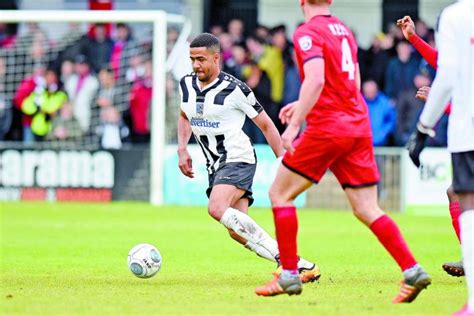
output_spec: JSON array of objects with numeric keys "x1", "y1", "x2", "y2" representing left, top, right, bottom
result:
[
  {"x1": 0, "y1": 20, "x2": 156, "y2": 148},
  {"x1": 0, "y1": 14, "x2": 447, "y2": 149}
]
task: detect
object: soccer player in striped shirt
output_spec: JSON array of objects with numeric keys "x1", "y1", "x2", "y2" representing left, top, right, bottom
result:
[{"x1": 177, "y1": 33, "x2": 320, "y2": 282}]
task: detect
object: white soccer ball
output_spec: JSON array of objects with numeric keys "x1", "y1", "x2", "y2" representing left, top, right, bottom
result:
[{"x1": 127, "y1": 243, "x2": 162, "y2": 278}]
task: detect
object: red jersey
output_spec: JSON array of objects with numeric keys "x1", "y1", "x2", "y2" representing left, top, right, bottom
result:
[{"x1": 293, "y1": 15, "x2": 371, "y2": 137}]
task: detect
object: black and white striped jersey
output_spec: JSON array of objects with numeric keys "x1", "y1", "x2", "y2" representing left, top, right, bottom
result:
[{"x1": 179, "y1": 71, "x2": 264, "y2": 174}]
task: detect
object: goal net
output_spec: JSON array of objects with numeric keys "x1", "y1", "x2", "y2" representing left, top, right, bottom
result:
[{"x1": 0, "y1": 10, "x2": 191, "y2": 204}]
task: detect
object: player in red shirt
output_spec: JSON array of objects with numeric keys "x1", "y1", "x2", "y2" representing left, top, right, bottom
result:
[
  {"x1": 255, "y1": 0, "x2": 431, "y2": 302},
  {"x1": 397, "y1": 15, "x2": 464, "y2": 277}
]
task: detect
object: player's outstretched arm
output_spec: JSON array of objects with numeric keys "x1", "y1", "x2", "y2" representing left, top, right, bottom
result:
[
  {"x1": 252, "y1": 111, "x2": 285, "y2": 158},
  {"x1": 408, "y1": 10, "x2": 457, "y2": 168},
  {"x1": 397, "y1": 15, "x2": 438, "y2": 69},
  {"x1": 177, "y1": 111, "x2": 194, "y2": 178},
  {"x1": 419, "y1": 10, "x2": 456, "y2": 129}
]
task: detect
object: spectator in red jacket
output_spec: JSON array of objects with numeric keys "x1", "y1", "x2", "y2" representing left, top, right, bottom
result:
[
  {"x1": 14, "y1": 65, "x2": 45, "y2": 143},
  {"x1": 129, "y1": 59, "x2": 152, "y2": 143}
]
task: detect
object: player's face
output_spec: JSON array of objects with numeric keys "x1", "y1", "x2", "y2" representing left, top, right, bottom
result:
[{"x1": 190, "y1": 47, "x2": 220, "y2": 82}]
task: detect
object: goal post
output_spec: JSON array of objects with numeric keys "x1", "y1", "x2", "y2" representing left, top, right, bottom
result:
[{"x1": 0, "y1": 10, "x2": 191, "y2": 205}]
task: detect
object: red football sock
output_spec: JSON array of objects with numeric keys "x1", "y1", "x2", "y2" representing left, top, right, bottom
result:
[
  {"x1": 272, "y1": 206, "x2": 298, "y2": 271},
  {"x1": 449, "y1": 202, "x2": 462, "y2": 243},
  {"x1": 370, "y1": 215, "x2": 417, "y2": 271}
]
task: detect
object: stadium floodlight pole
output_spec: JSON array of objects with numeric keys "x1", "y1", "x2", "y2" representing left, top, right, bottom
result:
[{"x1": 0, "y1": 10, "x2": 187, "y2": 206}]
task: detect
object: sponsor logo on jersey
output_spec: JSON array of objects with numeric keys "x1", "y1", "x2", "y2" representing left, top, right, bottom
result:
[
  {"x1": 196, "y1": 101, "x2": 204, "y2": 117},
  {"x1": 298, "y1": 36, "x2": 312, "y2": 51},
  {"x1": 190, "y1": 117, "x2": 221, "y2": 128}
]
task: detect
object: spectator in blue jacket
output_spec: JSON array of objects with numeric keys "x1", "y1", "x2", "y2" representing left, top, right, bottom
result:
[
  {"x1": 384, "y1": 40, "x2": 420, "y2": 101},
  {"x1": 363, "y1": 79, "x2": 396, "y2": 146}
]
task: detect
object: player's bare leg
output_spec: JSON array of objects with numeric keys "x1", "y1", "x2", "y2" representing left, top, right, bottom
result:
[
  {"x1": 227, "y1": 191, "x2": 319, "y2": 281},
  {"x1": 444, "y1": 185, "x2": 465, "y2": 277},
  {"x1": 255, "y1": 164, "x2": 319, "y2": 296},
  {"x1": 344, "y1": 185, "x2": 431, "y2": 303}
]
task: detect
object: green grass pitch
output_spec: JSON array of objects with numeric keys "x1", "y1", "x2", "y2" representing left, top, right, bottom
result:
[{"x1": 0, "y1": 202, "x2": 466, "y2": 315}]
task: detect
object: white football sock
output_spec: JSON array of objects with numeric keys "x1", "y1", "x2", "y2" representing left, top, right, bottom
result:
[
  {"x1": 220, "y1": 208, "x2": 279, "y2": 259},
  {"x1": 297, "y1": 257, "x2": 315, "y2": 269},
  {"x1": 245, "y1": 241, "x2": 277, "y2": 262},
  {"x1": 460, "y1": 210, "x2": 474, "y2": 311}
]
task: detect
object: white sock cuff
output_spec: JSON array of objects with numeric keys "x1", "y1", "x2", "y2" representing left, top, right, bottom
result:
[{"x1": 219, "y1": 207, "x2": 239, "y2": 227}]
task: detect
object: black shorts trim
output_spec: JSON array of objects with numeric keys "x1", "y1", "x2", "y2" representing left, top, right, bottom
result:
[
  {"x1": 282, "y1": 161, "x2": 319, "y2": 184},
  {"x1": 206, "y1": 183, "x2": 254, "y2": 207},
  {"x1": 341, "y1": 181, "x2": 379, "y2": 190}
]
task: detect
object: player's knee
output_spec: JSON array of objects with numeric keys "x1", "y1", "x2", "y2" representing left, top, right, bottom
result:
[
  {"x1": 447, "y1": 185, "x2": 457, "y2": 202},
  {"x1": 351, "y1": 207, "x2": 365, "y2": 221},
  {"x1": 208, "y1": 201, "x2": 226, "y2": 221},
  {"x1": 269, "y1": 187, "x2": 286, "y2": 206},
  {"x1": 352, "y1": 206, "x2": 384, "y2": 225}
]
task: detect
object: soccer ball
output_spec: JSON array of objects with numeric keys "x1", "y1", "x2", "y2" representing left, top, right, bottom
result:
[{"x1": 127, "y1": 243, "x2": 162, "y2": 278}]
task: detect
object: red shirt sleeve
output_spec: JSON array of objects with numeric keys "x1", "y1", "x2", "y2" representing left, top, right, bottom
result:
[
  {"x1": 409, "y1": 34, "x2": 451, "y2": 113},
  {"x1": 293, "y1": 26, "x2": 324, "y2": 64},
  {"x1": 409, "y1": 34, "x2": 438, "y2": 69}
]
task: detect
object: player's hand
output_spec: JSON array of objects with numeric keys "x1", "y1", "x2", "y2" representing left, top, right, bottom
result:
[
  {"x1": 396, "y1": 16, "x2": 415, "y2": 40},
  {"x1": 406, "y1": 123, "x2": 435, "y2": 168},
  {"x1": 279, "y1": 102, "x2": 297, "y2": 125},
  {"x1": 178, "y1": 149, "x2": 194, "y2": 178},
  {"x1": 281, "y1": 124, "x2": 299, "y2": 155},
  {"x1": 416, "y1": 86, "x2": 430, "y2": 102}
]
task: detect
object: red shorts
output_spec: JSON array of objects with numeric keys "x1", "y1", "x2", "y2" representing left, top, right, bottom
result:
[{"x1": 282, "y1": 133, "x2": 379, "y2": 188}]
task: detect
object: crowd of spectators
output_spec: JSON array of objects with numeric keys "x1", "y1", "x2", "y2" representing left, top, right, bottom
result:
[
  {"x1": 209, "y1": 18, "x2": 447, "y2": 147},
  {"x1": 0, "y1": 17, "x2": 448, "y2": 149},
  {"x1": 0, "y1": 21, "x2": 153, "y2": 148}
]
